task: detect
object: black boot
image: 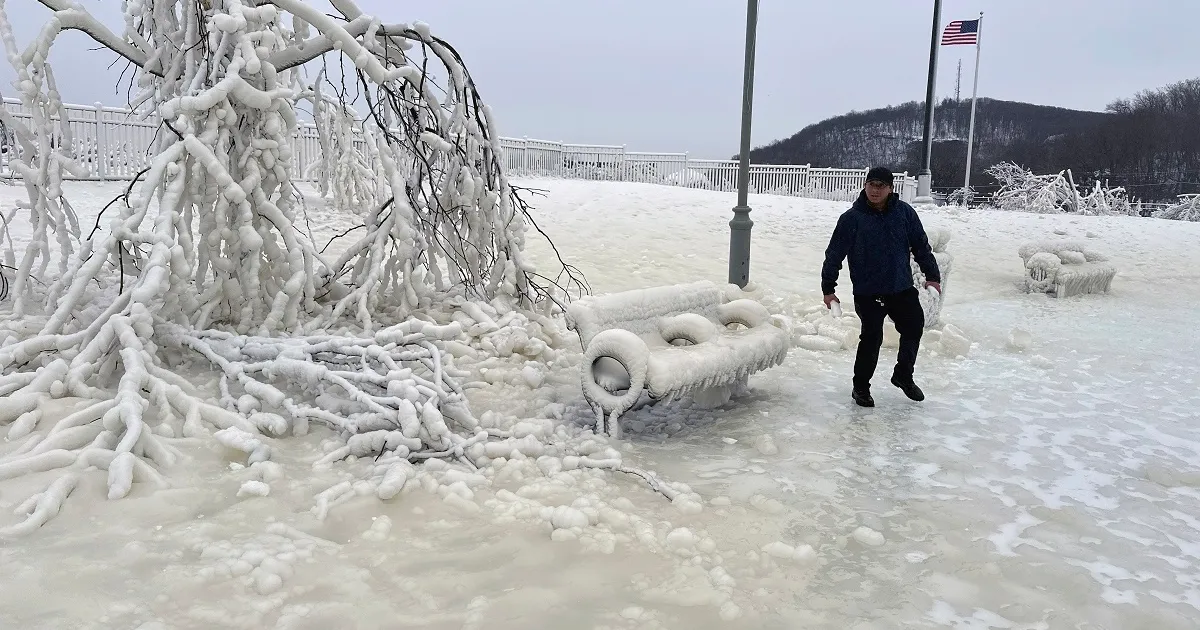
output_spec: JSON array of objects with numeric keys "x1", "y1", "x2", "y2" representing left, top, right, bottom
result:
[
  {"x1": 852, "y1": 388, "x2": 875, "y2": 407},
  {"x1": 890, "y1": 375, "x2": 925, "y2": 401}
]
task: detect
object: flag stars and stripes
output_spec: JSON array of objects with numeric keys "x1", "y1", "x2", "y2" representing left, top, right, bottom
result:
[{"x1": 942, "y1": 19, "x2": 979, "y2": 45}]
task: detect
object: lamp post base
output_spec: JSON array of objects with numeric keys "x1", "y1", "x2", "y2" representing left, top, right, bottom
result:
[
  {"x1": 728, "y1": 205, "x2": 753, "y2": 288},
  {"x1": 914, "y1": 171, "x2": 934, "y2": 204}
]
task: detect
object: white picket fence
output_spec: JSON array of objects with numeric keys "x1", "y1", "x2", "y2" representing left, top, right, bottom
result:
[{"x1": 0, "y1": 98, "x2": 914, "y2": 203}]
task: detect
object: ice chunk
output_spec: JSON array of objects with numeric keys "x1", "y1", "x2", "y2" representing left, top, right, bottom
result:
[
  {"x1": 795, "y1": 335, "x2": 842, "y2": 352},
  {"x1": 237, "y1": 481, "x2": 271, "y2": 498},
  {"x1": 520, "y1": 364, "x2": 545, "y2": 388},
  {"x1": 938, "y1": 324, "x2": 971, "y2": 358},
  {"x1": 753, "y1": 434, "x2": 778, "y2": 456},
  {"x1": 547, "y1": 505, "x2": 589, "y2": 530},
  {"x1": 852, "y1": 526, "x2": 885, "y2": 547},
  {"x1": 1008, "y1": 328, "x2": 1032, "y2": 351},
  {"x1": 665, "y1": 527, "x2": 697, "y2": 554},
  {"x1": 761, "y1": 541, "x2": 795, "y2": 560}
]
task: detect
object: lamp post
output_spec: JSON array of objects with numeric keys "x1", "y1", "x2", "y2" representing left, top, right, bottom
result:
[
  {"x1": 727, "y1": 0, "x2": 759, "y2": 288},
  {"x1": 915, "y1": 0, "x2": 943, "y2": 204}
]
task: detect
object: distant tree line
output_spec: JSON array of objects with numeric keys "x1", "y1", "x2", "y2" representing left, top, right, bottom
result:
[
  {"x1": 745, "y1": 77, "x2": 1200, "y2": 203},
  {"x1": 1063, "y1": 78, "x2": 1200, "y2": 202}
]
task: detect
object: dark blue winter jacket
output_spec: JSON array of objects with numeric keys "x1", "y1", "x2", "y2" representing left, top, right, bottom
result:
[{"x1": 821, "y1": 192, "x2": 940, "y2": 297}]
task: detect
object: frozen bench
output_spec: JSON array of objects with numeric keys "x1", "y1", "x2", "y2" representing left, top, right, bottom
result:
[
  {"x1": 910, "y1": 226, "x2": 954, "y2": 328},
  {"x1": 1018, "y1": 240, "x2": 1116, "y2": 298},
  {"x1": 565, "y1": 280, "x2": 790, "y2": 437}
]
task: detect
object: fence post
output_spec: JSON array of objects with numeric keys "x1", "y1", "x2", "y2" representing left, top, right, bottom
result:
[
  {"x1": 93, "y1": 102, "x2": 107, "y2": 179},
  {"x1": 292, "y1": 126, "x2": 301, "y2": 181}
]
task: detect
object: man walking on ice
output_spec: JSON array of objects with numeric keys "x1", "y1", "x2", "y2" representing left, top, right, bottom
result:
[{"x1": 821, "y1": 167, "x2": 941, "y2": 407}]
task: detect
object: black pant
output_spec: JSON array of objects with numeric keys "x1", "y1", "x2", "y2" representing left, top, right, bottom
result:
[{"x1": 852, "y1": 288, "x2": 924, "y2": 390}]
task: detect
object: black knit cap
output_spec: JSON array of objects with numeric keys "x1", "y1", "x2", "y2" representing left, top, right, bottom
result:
[{"x1": 865, "y1": 166, "x2": 893, "y2": 186}]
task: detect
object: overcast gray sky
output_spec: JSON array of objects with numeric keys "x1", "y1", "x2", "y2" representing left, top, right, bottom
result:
[{"x1": 2, "y1": 0, "x2": 1196, "y2": 159}]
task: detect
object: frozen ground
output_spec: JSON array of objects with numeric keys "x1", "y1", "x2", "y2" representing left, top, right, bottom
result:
[{"x1": 2, "y1": 178, "x2": 1199, "y2": 629}]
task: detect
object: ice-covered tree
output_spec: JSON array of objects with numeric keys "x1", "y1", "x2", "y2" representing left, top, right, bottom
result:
[
  {"x1": 985, "y1": 161, "x2": 1135, "y2": 216},
  {"x1": 1155, "y1": 194, "x2": 1200, "y2": 222},
  {"x1": 0, "y1": 0, "x2": 599, "y2": 536},
  {"x1": 985, "y1": 162, "x2": 1078, "y2": 214}
]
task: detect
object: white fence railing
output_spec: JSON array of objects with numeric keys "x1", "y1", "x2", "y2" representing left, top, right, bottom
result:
[
  {"x1": 495, "y1": 137, "x2": 915, "y2": 203},
  {"x1": 0, "y1": 98, "x2": 914, "y2": 203}
]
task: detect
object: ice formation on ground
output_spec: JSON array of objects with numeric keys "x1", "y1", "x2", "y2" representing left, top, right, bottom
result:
[{"x1": 913, "y1": 226, "x2": 953, "y2": 328}]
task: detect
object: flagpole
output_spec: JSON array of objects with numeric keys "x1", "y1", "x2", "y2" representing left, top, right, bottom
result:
[{"x1": 963, "y1": 12, "x2": 983, "y2": 196}]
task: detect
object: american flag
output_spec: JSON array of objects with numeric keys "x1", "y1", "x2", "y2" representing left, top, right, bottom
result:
[{"x1": 941, "y1": 19, "x2": 979, "y2": 46}]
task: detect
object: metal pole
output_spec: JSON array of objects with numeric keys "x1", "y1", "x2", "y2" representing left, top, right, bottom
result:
[
  {"x1": 915, "y1": 0, "x2": 943, "y2": 203},
  {"x1": 963, "y1": 12, "x2": 983, "y2": 195},
  {"x1": 728, "y1": 0, "x2": 759, "y2": 288}
]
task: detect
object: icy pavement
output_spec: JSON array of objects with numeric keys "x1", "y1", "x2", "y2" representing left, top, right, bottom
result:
[
  {"x1": 1, "y1": 179, "x2": 1199, "y2": 629},
  {"x1": 520, "y1": 179, "x2": 1200, "y2": 627},
  {"x1": 599, "y1": 291, "x2": 1200, "y2": 628}
]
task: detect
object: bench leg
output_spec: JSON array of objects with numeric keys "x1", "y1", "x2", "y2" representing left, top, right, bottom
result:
[
  {"x1": 606, "y1": 409, "x2": 623, "y2": 439},
  {"x1": 589, "y1": 401, "x2": 624, "y2": 439},
  {"x1": 589, "y1": 401, "x2": 604, "y2": 433}
]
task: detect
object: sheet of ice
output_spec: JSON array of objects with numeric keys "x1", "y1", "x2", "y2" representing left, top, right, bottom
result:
[{"x1": 2, "y1": 179, "x2": 1200, "y2": 629}]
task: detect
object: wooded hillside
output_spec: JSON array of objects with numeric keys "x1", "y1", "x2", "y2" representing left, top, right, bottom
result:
[{"x1": 745, "y1": 78, "x2": 1200, "y2": 202}]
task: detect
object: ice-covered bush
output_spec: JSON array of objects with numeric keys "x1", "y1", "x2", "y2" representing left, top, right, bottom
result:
[
  {"x1": 1155, "y1": 195, "x2": 1200, "y2": 222},
  {"x1": 986, "y1": 162, "x2": 1136, "y2": 216},
  {"x1": 986, "y1": 163, "x2": 1078, "y2": 214}
]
